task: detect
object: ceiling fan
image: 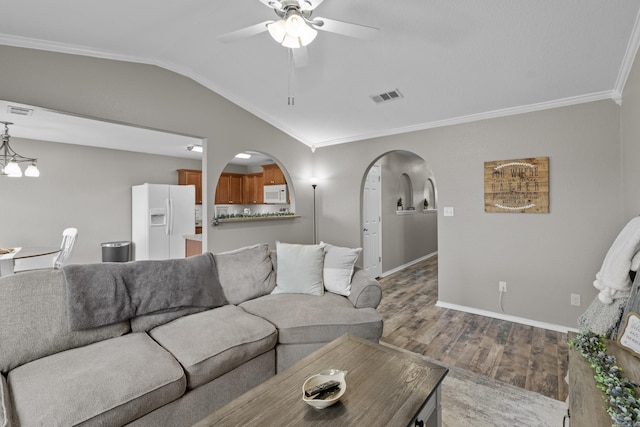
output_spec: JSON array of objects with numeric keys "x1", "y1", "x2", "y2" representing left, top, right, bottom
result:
[{"x1": 217, "y1": 0, "x2": 379, "y2": 67}]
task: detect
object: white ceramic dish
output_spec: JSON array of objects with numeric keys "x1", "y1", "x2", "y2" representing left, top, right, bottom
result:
[{"x1": 302, "y1": 369, "x2": 347, "y2": 409}]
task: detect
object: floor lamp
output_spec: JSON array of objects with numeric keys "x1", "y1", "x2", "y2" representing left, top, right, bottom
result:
[{"x1": 312, "y1": 184, "x2": 317, "y2": 244}]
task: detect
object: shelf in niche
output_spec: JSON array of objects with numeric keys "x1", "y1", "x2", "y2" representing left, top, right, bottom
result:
[
  {"x1": 422, "y1": 209, "x2": 437, "y2": 214},
  {"x1": 396, "y1": 210, "x2": 417, "y2": 215}
]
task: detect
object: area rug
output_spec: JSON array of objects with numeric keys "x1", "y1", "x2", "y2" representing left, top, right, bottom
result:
[
  {"x1": 381, "y1": 343, "x2": 568, "y2": 426},
  {"x1": 440, "y1": 363, "x2": 567, "y2": 427}
]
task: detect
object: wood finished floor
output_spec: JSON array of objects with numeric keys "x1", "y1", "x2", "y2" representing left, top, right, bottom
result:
[{"x1": 377, "y1": 255, "x2": 569, "y2": 402}]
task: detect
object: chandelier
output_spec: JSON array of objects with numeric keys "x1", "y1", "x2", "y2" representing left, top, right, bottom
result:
[{"x1": 0, "y1": 121, "x2": 39, "y2": 177}]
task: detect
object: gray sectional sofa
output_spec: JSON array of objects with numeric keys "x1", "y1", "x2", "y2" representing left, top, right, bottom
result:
[{"x1": 0, "y1": 243, "x2": 383, "y2": 427}]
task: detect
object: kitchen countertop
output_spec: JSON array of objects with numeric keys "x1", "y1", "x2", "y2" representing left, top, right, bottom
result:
[{"x1": 184, "y1": 234, "x2": 202, "y2": 241}]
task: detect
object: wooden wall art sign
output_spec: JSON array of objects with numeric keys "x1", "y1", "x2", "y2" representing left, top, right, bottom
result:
[
  {"x1": 617, "y1": 312, "x2": 640, "y2": 359},
  {"x1": 484, "y1": 157, "x2": 549, "y2": 213}
]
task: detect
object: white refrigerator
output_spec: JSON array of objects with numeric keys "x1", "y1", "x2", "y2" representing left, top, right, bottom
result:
[{"x1": 132, "y1": 183, "x2": 195, "y2": 260}]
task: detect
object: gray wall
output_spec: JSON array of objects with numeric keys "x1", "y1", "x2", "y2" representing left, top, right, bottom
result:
[
  {"x1": 0, "y1": 137, "x2": 201, "y2": 264},
  {"x1": 316, "y1": 100, "x2": 622, "y2": 328},
  {"x1": 0, "y1": 44, "x2": 632, "y2": 329},
  {"x1": 622, "y1": 46, "x2": 640, "y2": 220}
]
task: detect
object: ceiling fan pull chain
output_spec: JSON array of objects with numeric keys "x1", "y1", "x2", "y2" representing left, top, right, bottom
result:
[{"x1": 288, "y1": 48, "x2": 295, "y2": 106}]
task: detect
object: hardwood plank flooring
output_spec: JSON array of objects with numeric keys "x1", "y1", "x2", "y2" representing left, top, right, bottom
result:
[{"x1": 377, "y1": 254, "x2": 569, "y2": 401}]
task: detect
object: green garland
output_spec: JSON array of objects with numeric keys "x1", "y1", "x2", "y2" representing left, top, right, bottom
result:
[{"x1": 570, "y1": 331, "x2": 640, "y2": 426}]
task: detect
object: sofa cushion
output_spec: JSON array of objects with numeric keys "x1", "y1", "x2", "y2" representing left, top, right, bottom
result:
[
  {"x1": 149, "y1": 305, "x2": 277, "y2": 390},
  {"x1": 0, "y1": 269, "x2": 130, "y2": 374},
  {"x1": 271, "y1": 242, "x2": 325, "y2": 296},
  {"x1": 239, "y1": 293, "x2": 383, "y2": 344},
  {"x1": 213, "y1": 244, "x2": 276, "y2": 305},
  {"x1": 131, "y1": 306, "x2": 209, "y2": 332},
  {"x1": 7, "y1": 333, "x2": 185, "y2": 427}
]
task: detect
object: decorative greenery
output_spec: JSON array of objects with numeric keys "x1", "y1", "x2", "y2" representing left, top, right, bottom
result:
[
  {"x1": 423, "y1": 198, "x2": 429, "y2": 208},
  {"x1": 397, "y1": 197, "x2": 403, "y2": 208},
  {"x1": 211, "y1": 212, "x2": 295, "y2": 226},
  {"x1": 570, "y1": 330, "x2": 640, "y2": 426}
]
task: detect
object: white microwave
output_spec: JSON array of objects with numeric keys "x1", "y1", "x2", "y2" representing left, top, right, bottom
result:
[{"x1": 264, "y1": 184, "x2": 288, "y2": 204}]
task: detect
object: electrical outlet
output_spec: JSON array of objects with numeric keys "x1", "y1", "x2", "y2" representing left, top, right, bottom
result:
[
  {"x1": 571, "y1": 293, "x2": 581, "y2": 307},
  {"x1": 499, "y1": 281, "x2": 507, "y2": 293}
]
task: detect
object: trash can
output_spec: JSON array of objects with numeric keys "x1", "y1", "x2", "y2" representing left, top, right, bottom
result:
[{"x1": 101, "y1": 241, "x2": 131, "y2": 262}]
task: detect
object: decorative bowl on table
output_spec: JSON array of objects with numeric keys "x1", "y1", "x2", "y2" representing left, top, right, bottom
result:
[{"x1": 302, "y1": 369, "x2": 347, "y2": 409}]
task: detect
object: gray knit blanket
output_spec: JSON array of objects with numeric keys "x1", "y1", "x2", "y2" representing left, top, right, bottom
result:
[
  {"x1": 63, "y1": 253, "x2": 224, "y2": 330},
  {"x1": 578, "y1": 296, "x2": 628, "y2": 338}
]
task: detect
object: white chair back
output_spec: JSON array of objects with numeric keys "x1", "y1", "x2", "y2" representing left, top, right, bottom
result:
[
  {"x1": 13, "y1": 227, "x2": 78, "y2": 272},
  {"x1": 54, "y1": 227, "x2": 78, "y2": 269}
]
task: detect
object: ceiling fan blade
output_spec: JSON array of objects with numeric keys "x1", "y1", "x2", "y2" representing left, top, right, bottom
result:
[
  {"x1": 217, "y1": 21, "x2": 273, "y2": 43},
  {"x1": 256, "y1": 0, "x2": 283, "y2": 10},
  {"x1": 300, "y1": 0, "x2": 326, "y2": 11},
  {"x1": 312, "y1": 17, "x2": 379, "y2": 39},
  {"x1": 293, "y1": 46, "x2": 309, "y2": 68}
]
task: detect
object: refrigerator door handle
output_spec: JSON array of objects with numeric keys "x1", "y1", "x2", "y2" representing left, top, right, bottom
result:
[
  {"x1": 165, "y1": 198, "x2": 171, "y2": 236},
  {"x1": 169, "y1": 197, "x2": 174, "y2": 236}
]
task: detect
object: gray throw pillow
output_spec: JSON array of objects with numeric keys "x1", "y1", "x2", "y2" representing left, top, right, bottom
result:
[{"x1": 213, "y1": 244, "x2": 275, "y2": 304}]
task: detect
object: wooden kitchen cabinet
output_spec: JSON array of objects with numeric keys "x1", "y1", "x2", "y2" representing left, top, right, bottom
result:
[
  {"x1": 243, "y1": 173, "x2": 264, "y2": 204},
  {"x1": 185, "y1": 238, "x2": 202, "y2": 257},
  {"x1": 262, "y1": 164, "x2": 286, "y2": 185},
  {"x1": 215, "y1": 173, "x2": 244, "y2": 204},
  {"x1": 177, "y1": 169, "x2": 202, "y2": 204}
]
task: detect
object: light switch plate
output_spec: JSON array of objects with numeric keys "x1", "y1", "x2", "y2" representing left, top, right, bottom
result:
[{"x1": 444, "y1": 207, "x2": 454, "y2": 217}]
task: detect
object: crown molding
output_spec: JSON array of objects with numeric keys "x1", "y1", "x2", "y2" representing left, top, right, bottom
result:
[
  {"x1": 314, "y1": 90, "x2": 617, "y2": 148},
  {"x1": 613, "y1": 6, "x2": 640, "y2": 104}
]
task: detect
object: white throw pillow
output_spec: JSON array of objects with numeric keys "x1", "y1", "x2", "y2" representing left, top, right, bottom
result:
[
  {"x1": 321, "y1": 242, "x2": 362, "y2": 296},
  {"x1": 271, "y1": 242, "x2": 325, "y2": 296}
]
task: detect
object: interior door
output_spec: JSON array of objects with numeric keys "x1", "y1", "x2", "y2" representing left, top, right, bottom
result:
[{"x1": 363, "y1": 163, "x2": 382, "y2": 278}]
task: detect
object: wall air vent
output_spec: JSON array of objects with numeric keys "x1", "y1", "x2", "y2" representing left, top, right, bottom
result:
[
  {"x1": 7, "y1": 105, "x2": 34, "y2": 116},
  {"x1": 370, "y1": 89, "x2": 404, "y2": 104}
]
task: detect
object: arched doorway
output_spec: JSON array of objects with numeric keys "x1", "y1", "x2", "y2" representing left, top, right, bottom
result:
[{"x1": 362, "y1": 151, "x2": 438, "y2": 278}]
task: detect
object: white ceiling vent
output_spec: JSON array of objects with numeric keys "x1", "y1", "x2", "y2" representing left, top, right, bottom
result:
[
  {"x1": 370, "y1": 89, "x2": 404, "y2": 104},
  {"x1": 7, "y1": 105, "x2": 34, "y2": 116}
]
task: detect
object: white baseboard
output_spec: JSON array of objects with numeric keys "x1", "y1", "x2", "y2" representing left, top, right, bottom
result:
[
  {"x1": 435, "y1": 301, "x2": 580, "y2": 334},
  {"x1": 381, "y1": 251, "x2": 437, "y2": 278}
]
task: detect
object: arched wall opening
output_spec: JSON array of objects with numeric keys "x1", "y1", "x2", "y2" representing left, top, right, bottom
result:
[
  {"x1": 212, "y1": 150, "x2": 296, "y2": 219},
  {"x1": 361, "y1": 150, "x2": 438, "y2": 279}
]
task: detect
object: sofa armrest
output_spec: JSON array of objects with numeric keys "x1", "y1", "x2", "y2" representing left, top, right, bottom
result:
[
  {"x1": 348, "y1": 268, "x2": 382, "y2": 309},
  {"x1": 1, "y1": 373, "x2": 13, "y2": 427}
]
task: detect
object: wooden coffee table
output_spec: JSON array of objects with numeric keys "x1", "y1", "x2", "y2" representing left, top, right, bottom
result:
[{"x1": 193, "y1": 334, "x2": 448, "y2": 426}]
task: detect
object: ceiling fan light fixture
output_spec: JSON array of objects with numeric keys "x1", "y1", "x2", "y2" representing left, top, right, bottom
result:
[
  {"x1": 268, "y1": 11, "x2": 317, "y2": 48},
  {"x1": 284, "y1": 14, "x2": 306, "y2": 37},
  {"x1": 267, "y1": 20, "x2": 287, "y2": 43}
]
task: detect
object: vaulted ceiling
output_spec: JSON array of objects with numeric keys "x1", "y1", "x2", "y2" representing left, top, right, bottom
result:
[{"x1": 1, "y1": 0, "x2": 639, "y2": 151}]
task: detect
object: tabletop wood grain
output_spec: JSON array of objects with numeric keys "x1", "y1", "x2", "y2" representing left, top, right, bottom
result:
[{"x1": 193, "y1": 334, "x2": 448, "y2": 427}]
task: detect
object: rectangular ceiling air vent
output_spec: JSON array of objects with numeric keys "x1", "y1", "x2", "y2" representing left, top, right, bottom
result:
[
  {"x1": 7, "y1": 105, "x2": 34, "y2": 116},
  {"x1": 370, "y1": 89, "x2": 404, "y2": 104}
]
